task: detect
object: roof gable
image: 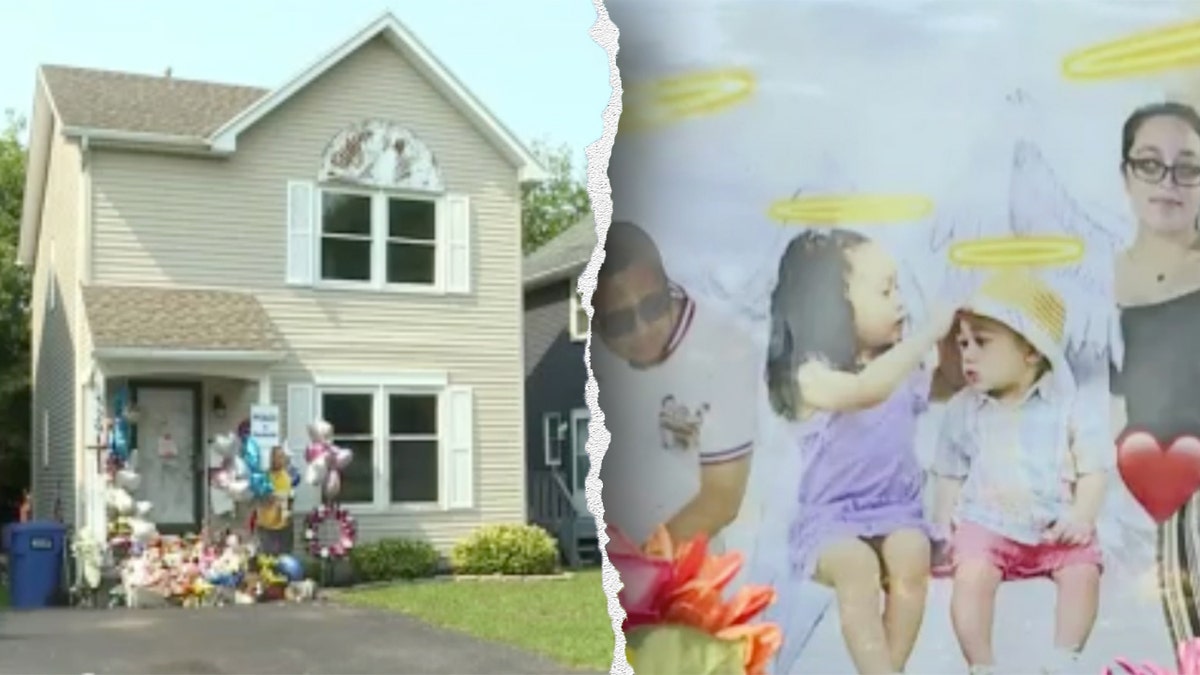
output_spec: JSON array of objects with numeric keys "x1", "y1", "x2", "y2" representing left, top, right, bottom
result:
[
  {"x1": 209, "y1": 12, "x2": 546, "y2": 181},
  {"x1": 523, "y1": 216, "x2": 598, "y2": 289}
]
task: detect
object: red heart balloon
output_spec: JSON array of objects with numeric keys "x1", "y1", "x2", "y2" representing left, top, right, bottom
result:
[{"x1": 1117, "y1": 431, "x2": 1200, "y2": 524}]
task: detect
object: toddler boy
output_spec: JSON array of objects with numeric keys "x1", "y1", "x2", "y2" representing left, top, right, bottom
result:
[{"x1": 931, "y1": 270, "x2": 1111, "y2": 675}]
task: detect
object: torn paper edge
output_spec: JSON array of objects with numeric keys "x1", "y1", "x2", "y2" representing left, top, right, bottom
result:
[{"x1": 583, "y1": 1, "x2": 628, "y2": 674}]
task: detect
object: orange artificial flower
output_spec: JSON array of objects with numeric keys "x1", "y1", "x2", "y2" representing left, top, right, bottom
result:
[{"x1": 609, "y1": 524, "x2": 782, "y2": 675}]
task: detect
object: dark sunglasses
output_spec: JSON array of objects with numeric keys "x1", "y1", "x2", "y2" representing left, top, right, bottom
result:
[{"x1": 596, "y1": 290, "x2": 672, "y2": 338}]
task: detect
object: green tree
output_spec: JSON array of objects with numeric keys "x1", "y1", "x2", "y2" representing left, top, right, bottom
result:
[
  {"x1": 0, "y1": 110, "x2": 31, "y2": 522},
  {"x1": 521, "y1": 140, "x2": 590, "y2": 254}
]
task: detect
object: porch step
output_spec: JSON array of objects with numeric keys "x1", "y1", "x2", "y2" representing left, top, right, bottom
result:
[{"x1": 576, "y1": 535, "x2": 602, "y2": 566}]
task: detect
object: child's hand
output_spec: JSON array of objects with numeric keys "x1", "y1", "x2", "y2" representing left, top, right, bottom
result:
[
  {"x1": 927, "y1": 303, "x2": 961, "y2": 340},
  {"x1": 1043, "y1": 514, "x2": 1095, "y2": 546}
]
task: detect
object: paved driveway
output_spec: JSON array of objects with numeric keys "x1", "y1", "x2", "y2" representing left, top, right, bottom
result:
[{"x1": 0, "y1": 602, "x2": 597, "y2": 674}]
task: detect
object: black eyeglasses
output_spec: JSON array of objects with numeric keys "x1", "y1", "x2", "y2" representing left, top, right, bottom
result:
[
  {"x1": 596, "y1": 290, "x2": 672, "y2": 338},
  {"x1": 1125, "y1": 157, "x2": 1200, "y2": 187}
]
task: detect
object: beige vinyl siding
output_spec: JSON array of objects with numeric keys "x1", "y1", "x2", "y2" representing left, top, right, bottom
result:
[
  {"x1": 30, "y1": 114, "x2": 83, "y2": 523},
  {"x1": 87, "y1": 36, "x2": 524, "y2": 548}
]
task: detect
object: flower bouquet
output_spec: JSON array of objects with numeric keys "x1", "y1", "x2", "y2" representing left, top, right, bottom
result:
[
  {"x1": 1107, "y1": 638, "x2": 1200, "y2": 675},
  {"x1": 608, "y1": 524, "x2": 782, "y2": 675}
]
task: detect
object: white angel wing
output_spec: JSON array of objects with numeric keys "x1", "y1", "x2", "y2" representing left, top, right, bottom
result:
[{"x1": 1005, "y1": 140, "x2": 1121, "y2": 366}]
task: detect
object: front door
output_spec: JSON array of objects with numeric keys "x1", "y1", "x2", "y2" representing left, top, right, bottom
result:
[
  {"x1": 130, "y1": 382, "x2": 202, "y2": 534},
  {"x1": 570, "y1": 408, "x2": 590, "y2": 514}
]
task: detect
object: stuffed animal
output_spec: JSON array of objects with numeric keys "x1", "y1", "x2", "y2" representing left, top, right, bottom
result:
[
  {"x1": 127, "y1": 517, "x2": 157, "y2": 544},
  {"x1": 107, "y1": 488, "x2": 136, "y2": 516},
  {"x1": 286, "y1": 579, "x2": 318, "y2": 603}
]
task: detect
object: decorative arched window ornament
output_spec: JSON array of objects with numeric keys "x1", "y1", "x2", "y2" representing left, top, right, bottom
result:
[{"x1": 318, "y1": 119, "x2": 444, "y2": 193}]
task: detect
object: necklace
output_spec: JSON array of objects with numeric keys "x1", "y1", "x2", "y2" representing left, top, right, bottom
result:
[{"x1": 1129, "y1": 244, "x2": 1195, "y2": 285}]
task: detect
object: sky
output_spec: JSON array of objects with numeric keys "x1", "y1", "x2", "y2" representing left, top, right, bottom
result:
[{"x1": 0, "y1": 0, "x2": 612, "y2": 171}]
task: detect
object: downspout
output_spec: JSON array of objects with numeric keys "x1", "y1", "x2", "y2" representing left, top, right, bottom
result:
[
  {"x1": 75, "y1": 134, "x2": 94, "y2": 536},
  {"x1": 80, "y1": 135, "x2": 92, "y2": 283}
]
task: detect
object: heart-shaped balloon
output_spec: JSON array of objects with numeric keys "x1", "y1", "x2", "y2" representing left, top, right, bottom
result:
[
  {"x1": 211, "y1": 433, "x2": 237, "y2": 458},
  {"x1": 332, "y1": 446, "x2": 353, "y2": 470},
  {"x1": 305, "y1": 442, "x2": 326, "y2": 464},
  {"x1": 226, "y1": 480, "x2": 252, "y2": 502},
  {"x1": 1117, "y1": 431, "x2": 1200, "y2": 523}
]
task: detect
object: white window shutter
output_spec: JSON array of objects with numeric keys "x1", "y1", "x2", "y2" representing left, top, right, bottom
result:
[
  {"x1": 443, "y1": 386, "x2": 475, "y2": 509},
  {"x1": 286, "y1": 181, "x2": 316, "y2": 286},
  {"x1": 443, "y1": 193, "x2": 472, "y2": 294},
  {"x1": 286, "y1": 383, "x2": 317, "y2": 513}
]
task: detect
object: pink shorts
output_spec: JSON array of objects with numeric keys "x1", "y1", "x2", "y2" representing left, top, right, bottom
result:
[{"x1": 952, "y1": 520, "x2": 1102, "y2": 580}]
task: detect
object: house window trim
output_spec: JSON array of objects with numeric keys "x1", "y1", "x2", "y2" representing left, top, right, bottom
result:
[
  {"x1": 315, "y1": 185, "x2": 444, "y2": 295},
  {"x1": 569, "y1": 278, "x2": 588, "y2": 342},
  {"x1": 570, "y1": 407, "x2": 590, "y2": 494},
  {"x1": 315, "y1": 375, "x2": 448, "y2": 515},
  {"x1": 542, "y1": 412, "x2": 563, "y2": 467}
]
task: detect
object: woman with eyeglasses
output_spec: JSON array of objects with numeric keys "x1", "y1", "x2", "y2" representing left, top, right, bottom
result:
[{"x1": 1111, "y1": 101, "x2": 1200, "y2": 651}]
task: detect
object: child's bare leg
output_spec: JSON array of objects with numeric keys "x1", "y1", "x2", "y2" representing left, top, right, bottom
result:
[
  {"x1": 1051, "y1": 563, "x2": 1100, "y2": 651},
  {"x1": 879, "y1": 528, "x2": 931, "y2": 672},
  {"x1": 951, "y1": 560, "x2": 1003, "y2": 667},
  {"x1": 815, "y1": 538, "x2": 893, "y2": 675}
]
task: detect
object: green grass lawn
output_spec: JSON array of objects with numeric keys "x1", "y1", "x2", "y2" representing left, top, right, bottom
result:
[
  {"x1": 340, "y1": 569, "x2": 614, "y2": 671},
  {"x1": 0, "y1": 584, "x2": 7, "y2": 608}
]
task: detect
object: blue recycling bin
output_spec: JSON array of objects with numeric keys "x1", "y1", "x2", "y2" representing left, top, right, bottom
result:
[{"x1": 6, "y1": 521, "x2": 66, "y2": 609}]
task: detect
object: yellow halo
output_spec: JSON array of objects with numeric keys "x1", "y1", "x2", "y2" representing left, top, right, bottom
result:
[
  {"x1": 620, "y1": 67, "x2": 756, "y2": 133},
  {"x1": 1061, "y1": 19, "x2": 1200, "y2": 81},
  {"x1": 767, "y1": 194, "x2": 934, "y2": 225},
  {"x1": 948, "y1": 236, "x2": 1086, "y2": 268}
]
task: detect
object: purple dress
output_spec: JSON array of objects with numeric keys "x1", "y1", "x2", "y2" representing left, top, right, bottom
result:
[{"x1": 790, "y1": 369, "x2": 934, "y2": 577}]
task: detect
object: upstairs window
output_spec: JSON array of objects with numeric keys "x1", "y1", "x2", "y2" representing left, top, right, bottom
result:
[
  {"x1": 286, "y1": 120, "x2": 471, "y2": 295},
  {"x1": 320, "y1": 190, "x2": 438, "y2": 287}
]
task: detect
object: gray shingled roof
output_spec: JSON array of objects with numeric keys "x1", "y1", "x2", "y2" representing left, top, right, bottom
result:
[
  {"x1": 82, "y1": 286, "x2": 283, "y2": 352},
  {"x1": 523, "y1": 216, "x2": 598, "y2": 288},
  {"x1": 40, "y1": 65, "x2": 267, "y2": 137}
]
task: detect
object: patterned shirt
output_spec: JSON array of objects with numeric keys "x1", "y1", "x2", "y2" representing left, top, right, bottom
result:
[
  {"x1": 932, "y1": 374, "x2": 1114, "y2": 545},
  {"x1": 595, "y1": 285, "x2": 758, "y2": 546}
]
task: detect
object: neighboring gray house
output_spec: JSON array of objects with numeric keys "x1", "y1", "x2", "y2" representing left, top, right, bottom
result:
[
  {"x1": 19, "y1": 12, "x2": 546, "y2": 551},
  {"x1": 522, "y1": 217, "x2": 597, "y2": 565}
]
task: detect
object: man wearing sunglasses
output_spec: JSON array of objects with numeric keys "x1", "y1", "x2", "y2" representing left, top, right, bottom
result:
[{"x1": 593, "y1": 221, "x2": 757, "y2": 548}]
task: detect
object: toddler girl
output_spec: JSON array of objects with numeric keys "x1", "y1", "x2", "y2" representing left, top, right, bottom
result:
[{"x1": 766, "y1": 229, "x2": 958, "y2": 675}]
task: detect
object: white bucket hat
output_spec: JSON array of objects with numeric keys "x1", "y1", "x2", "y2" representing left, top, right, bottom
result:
[{"x1": 961, "y1": 268, "x2": 1075, "y2": 398}]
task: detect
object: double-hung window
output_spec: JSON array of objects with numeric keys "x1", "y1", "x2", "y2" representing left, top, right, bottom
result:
[
  {"x1": 319, "y1": 189, "x2": 439, "y2": 289},
  {"x1": 307, "y1": 377, "x2": 474, "y2": 511}
]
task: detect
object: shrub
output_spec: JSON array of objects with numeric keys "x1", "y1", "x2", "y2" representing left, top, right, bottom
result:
[
  {"x1": 300, "y1": 554, "x2": 357, "y2": 587},
  {"x1": 349, "y1": 538, "x2": 440, "y2": 582},
  {"x1": 451, "y1": 523, "x2": 559, "y2": 576}
]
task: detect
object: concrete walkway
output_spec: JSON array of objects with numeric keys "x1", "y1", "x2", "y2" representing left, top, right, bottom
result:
[{"x1": 0, "y1": 602, "x2": 597, "y2": 674}]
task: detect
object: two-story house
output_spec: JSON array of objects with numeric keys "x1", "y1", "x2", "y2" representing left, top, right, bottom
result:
[
  {"x1": 522, "y1": 216, "x2": 598, "y2": 565},
  {"x1": 18, "y1": 12, "x2": 545, "y2": 550}
]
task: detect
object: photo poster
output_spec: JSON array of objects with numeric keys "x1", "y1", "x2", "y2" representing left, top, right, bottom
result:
[{"x1": 599, "y1": 1, "x2": 1200, "y2": 672}]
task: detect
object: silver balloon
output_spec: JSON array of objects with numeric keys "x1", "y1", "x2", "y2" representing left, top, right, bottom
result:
[
  {"x1": 304, "y1": 461, "x2": 328, "y2": 487},
  {"x1": 332, "y1": 446, "x2": 353, "y2": 470},
  {"x1": 321, "y1": 470, "x2": 342, "y2": 501},
  {"x1": 114, "y1": 469, "x2": 141, "y2": 492},
  {"x1": 226, "y1": 479, "x2": 252, "y2": 502}
]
